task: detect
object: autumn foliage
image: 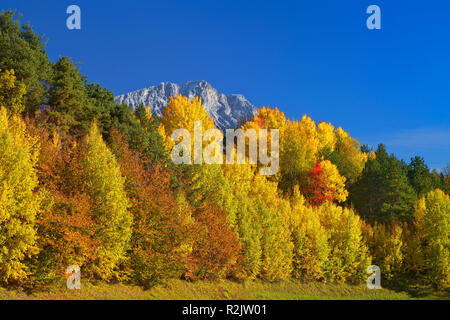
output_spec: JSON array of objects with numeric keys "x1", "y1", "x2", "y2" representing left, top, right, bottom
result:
[
  {"x1": 31, "y1": 125, "x2": 100, "y2": 282},
  {"x1": 0, "y1": 49, "x2": 448, "y2": 293},
  {"x1": 303, "y1": 160, "x2": 348, "y2": 206},
  {"x1": 0, "y1": 108, "x2": 40, "y2": 283},
  {"x1": 186, "y1": 203, "x2": 242, "y2": 280},
  {"x1": 109, "y1": 128, "x2": 191, "y2": 287}
]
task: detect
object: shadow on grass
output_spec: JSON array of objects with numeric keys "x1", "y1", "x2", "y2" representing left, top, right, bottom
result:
[{"x1": 382, "y1": 276, "x2": 449, "y2": 300}]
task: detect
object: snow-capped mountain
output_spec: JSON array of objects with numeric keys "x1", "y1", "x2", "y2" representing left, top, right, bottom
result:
[{"x1": 114, "y1": 80, "x2": 257, "y2": 130}]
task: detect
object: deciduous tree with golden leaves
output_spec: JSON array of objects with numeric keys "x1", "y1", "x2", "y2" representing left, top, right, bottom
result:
[{"x1": 0, "y1": 107, "x2": 40, "y2": 283}]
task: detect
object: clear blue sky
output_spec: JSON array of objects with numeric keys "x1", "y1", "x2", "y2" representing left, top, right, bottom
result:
[{"x1": 3, "y1": 0, "x2": 450, "y2": 170}]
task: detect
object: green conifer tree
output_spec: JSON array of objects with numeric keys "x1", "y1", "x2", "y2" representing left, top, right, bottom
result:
[{"x1": 0, "y1": 10, "x2": 51, "y2": 113}]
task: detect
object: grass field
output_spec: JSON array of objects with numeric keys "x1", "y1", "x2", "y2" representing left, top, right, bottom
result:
[{"x1": 1, "y1": 279, "x2": 448, "y2": 300}]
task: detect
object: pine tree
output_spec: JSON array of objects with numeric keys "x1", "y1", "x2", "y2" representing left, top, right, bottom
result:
[
  {"x1": 104, "y1": 103, "x2": 168, "y2": 165},
  {"x1": 47, "y1": 57, "x2": 91, "y2": 136},
  {"x1": 0, "y1": 10, "x2": 52, "y2": 113},
  {"x1": 407, "y1": 156, "x2": 435, "y2": 196},
  {"x1": 350, "y1": 144, "x2": 417, "y2": 222}
]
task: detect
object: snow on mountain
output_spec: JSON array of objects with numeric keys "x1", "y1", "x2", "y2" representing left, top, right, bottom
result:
[{"x1": 114, "y1": 80, "x2": 257, "y2": 130}]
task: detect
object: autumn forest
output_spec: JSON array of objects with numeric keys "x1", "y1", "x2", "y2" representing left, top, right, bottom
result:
[{"x1": 0, "y1": 10, "x2": 449, "y2": 297}]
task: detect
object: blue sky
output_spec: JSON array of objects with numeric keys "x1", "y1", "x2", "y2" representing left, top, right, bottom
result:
[{"x1": 3, "y1": 0, "x2": 450, "y2": 170}]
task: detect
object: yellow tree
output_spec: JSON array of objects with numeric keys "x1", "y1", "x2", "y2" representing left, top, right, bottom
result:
[
  {"x1": 317, "y1": 122, "x2": 336, "y2": 157},
  {"x1": 238, "y1": 107, "x2": 284, "y2": 177},
  {"x1": 160, "y1": 95, "x2": 237, "y2": 226},
  {"x1": 161, "y1": 95, "x2": 215, "y2": 135},
  {"x1": 159, "y1": 95, "x2": 218, "y2": 164},
  {"x1": 250, "y1": 175, "x2": 293, "y2": 281},
  {"x1": 318, "y1": 202, "x2": 371, "y2": 283},
  {"x1": 279, "y1": 115, "x2": 320, "y2": 193},
  {"x1": 222, "y1": 160, "x2": 293, "y2": 280},
  {"x1": 222, "y1": 162, "x2": 261, "y2": 278},
  {"x1": 329, "y1": 127, "x2": 368, "y2": 184},
  {"x1": 0, "y1": 107, "x2": 40, "y2": 282},
  {"x1": 412, "y1": 189, "x2": 449, "y2": 289},
  {"x1": 80, "y1": 123, "x2": 132, "y2": 280},
  {"x1": 187, "y1": 164, "x2": 238, "y2": 228},
  {"x1": 0, "y1": 69, "x2": 26, "y2": 113},
  {"x1": 242, "y1": 106, "x2": 287, "y2": 132},
  {"x1": 241, "y1": 106, "x2": 286, "y2": 154},
  {"x1": 243, "y1": 110, "x2": 345, "y2": 197},
  {"x1": 290, "y1": 188, "x2": 329, "y2": 280}
]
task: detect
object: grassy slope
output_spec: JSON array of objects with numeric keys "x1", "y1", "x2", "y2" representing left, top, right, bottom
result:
[{"x1": 1, "y1": 279, "x2": 448, "y2": 300}]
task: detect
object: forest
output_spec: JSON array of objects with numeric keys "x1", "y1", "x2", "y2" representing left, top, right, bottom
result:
[{"x1": 0, "y1": 10, "x2": 449, "y2": 295}]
